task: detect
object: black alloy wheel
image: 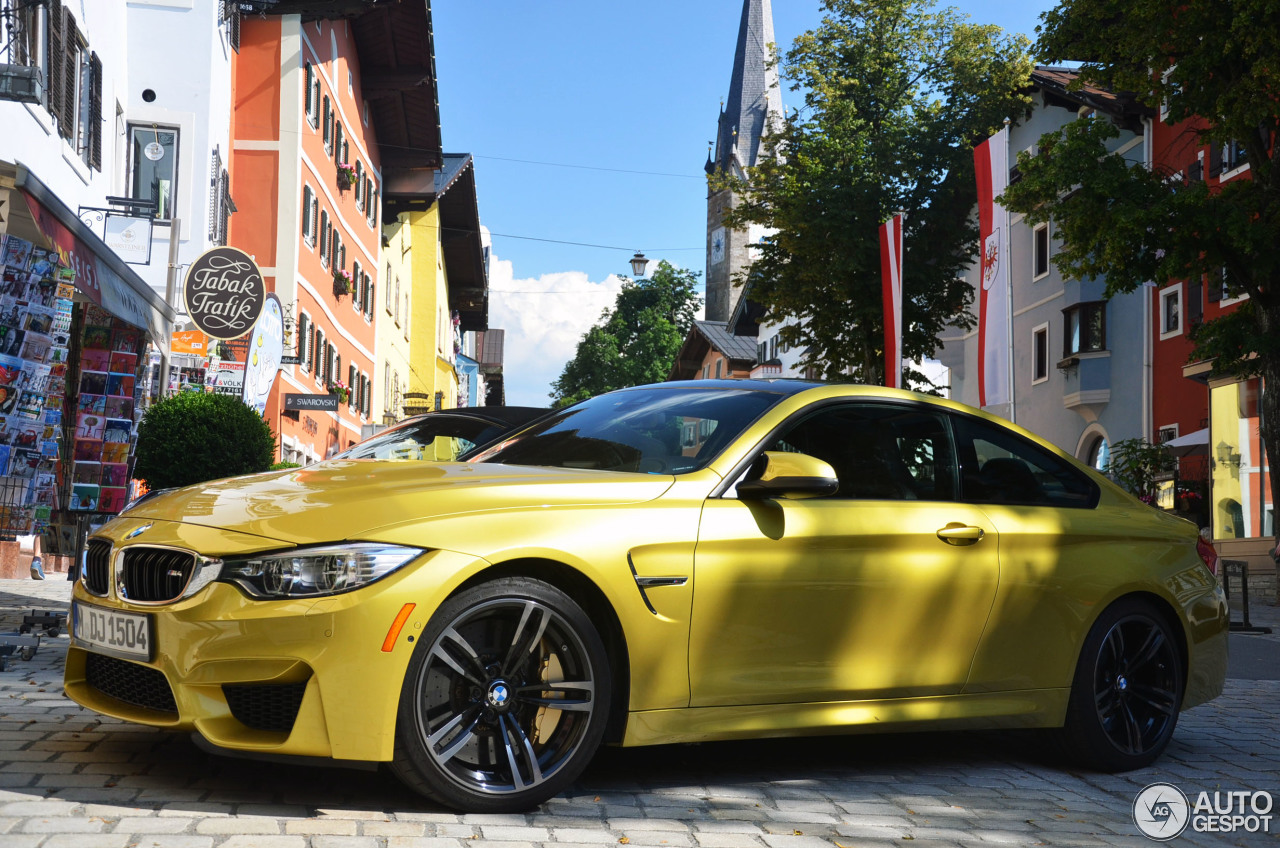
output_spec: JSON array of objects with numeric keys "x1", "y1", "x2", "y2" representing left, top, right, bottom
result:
[
  {"x1": 1060, "y1": 598, "x2": 1183, "y2": 771},
  {"x1": 392, "y1": 577, "x2": 611, "y2": 812}
]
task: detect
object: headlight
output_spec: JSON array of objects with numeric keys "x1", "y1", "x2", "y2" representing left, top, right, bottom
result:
[{"x1": 220, "y1": 543, "x2": 425, "y2": 599}]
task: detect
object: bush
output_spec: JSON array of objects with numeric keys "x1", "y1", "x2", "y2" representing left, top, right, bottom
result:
[
  {"x1": 270, "y1": 461, "x2": 302, "y2": 471},
  {"x1": 133, "y1": 392, "x2": 277, "y2": 490}
]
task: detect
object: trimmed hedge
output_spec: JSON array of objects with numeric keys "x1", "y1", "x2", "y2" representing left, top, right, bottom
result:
[{"x1": 132, "y1": 391, "x2": 276, "y2": 490}]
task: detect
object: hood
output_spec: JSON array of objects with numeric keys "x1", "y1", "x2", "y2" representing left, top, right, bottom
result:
[{"x1": 124, "y1": 460, "x2": 676, "y2": 544}]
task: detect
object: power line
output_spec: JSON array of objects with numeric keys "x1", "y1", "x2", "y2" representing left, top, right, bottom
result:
[
  {"x1": 426, "y1": 221, "x2": 702, "y2": 253},
  {"x1": 375, "y1": 143, "x2": 707, "y2": 180},
  {"x1": 475, "y1": 154, "x2": 706, "y2": 180}
]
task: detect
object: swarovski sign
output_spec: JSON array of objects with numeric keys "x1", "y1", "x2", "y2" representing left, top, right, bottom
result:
[{"x1": 183, "y1": 246, "x2": 265, "y2": 339}]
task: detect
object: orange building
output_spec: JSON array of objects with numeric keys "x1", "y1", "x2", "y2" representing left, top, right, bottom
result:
[{"x1": 230, "y1": 5, "x2": 441, "y2": 463}]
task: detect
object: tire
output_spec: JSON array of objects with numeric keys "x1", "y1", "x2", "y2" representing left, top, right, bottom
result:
[
  {"x1": 391, "y1": 576, "x2": 612, "y2": 812},
  {"x1": 1058, "y1": 598, "x2": 1183, "y2": 772}
]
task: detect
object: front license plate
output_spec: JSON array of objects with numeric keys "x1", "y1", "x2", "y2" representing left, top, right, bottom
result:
[{"x1": 73, "y1": 601, "x2": 152, "y2": 662}]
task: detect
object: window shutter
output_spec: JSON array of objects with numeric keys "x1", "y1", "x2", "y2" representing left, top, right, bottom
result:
[
  {"x1": 89, "y1": 52, "x2": 102, "y2": 170},
  {"x1": 352, "y1": 261, "x2": 361, "y2": 309},
  {"x1": 302, "y1": 186, "x2": 313, "y2": 240},
  {"x1": 223, "y1": 0, "x2": 240, "y2": 52},
  {"x1": 323, "y1": 96, "x2": 331, "y2": 147},
  {"x1": 1208, "y1": 143, "x2": 1223, "y2": 177},
  {"x1": 348, "y1": 364, "x2": 356, "y2": 408},
  {"x1": 1207, "y1": 271, "x2": 1223, "y2": 303},
  {"x1": 298, "y1": 314, "x2": 310, "y2": 371},
  {"x1": 219, "y1": 170, "x2": 233, "y2": 245},
  {"x1": 60, "y1": 9, "x2": 77, "y2": 140},
  {"x1": 46, "y1": 0, "x2": 63, "y2": 127},
  {"x1": 368, "y1": 282, "x2": 375, "y2": 318}
]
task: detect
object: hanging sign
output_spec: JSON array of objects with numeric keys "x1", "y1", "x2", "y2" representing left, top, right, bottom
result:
[
  {"x1": 241, "y1": 293, "x2": 284, "y2": 416},
  {"x1": 144, "y1": 142, "x2": 165, "y2": 161},
  {"x1": 183, "y1": 246, "x2": 265, "y2": 340}
]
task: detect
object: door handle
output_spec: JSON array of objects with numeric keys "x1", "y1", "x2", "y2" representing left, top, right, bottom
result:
[{"x1": 937, "y1": 523, "x2": 985, "y2": 545}]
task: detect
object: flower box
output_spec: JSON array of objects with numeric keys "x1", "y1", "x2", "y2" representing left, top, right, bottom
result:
[
  {"x1": 336, "y1": 162, "x2": 355, "y2": 190},
  {"x1": 333, "y1": 269, "x2": 352, "y2": 297},
  {"x1": 325, "y1": 381, "x2": 350, "y2": 403}
]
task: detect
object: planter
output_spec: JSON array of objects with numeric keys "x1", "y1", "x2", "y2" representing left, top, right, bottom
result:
[
  {"x1": 333, "y1": 274, "x2": 351, "y2": 298},
  {"x1": 336, "y1": 167, "x2": 354, "y2": 190}
]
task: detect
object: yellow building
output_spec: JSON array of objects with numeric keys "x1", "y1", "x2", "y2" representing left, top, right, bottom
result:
[{"x1": 377, "y1": 154, "x2": 488, "y2": 427}]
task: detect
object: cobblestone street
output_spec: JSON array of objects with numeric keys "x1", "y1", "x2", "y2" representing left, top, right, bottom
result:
[{"x1": 1, "y1": 578, "x2": 1277, "y2": 848}]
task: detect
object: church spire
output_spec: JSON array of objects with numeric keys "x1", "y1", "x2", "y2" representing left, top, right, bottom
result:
[{"x1": 711, "y1": 0, "x2": 782, "y2": 176}]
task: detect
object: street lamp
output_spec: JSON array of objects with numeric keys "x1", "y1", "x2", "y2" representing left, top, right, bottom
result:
[{"x1": 629, "y1": 251, "x2": 649, "y2": 278}]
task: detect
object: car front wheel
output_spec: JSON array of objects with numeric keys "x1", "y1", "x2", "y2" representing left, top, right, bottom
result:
[
  {"x1": 391, "y1": 576, "x2": 611, "y2": 812},
  {"x1": 1059, "y1": 598, "x2": 1183, "y2": 772}
]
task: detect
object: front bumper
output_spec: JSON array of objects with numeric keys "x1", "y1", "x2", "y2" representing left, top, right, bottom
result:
[{"x1": 64, "y1": 520, "x2": 485, "y2": 762}]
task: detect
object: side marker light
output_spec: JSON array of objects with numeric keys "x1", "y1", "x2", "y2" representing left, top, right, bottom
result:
[{"x1": 381, "y1": 603, "x2": 416, "y2": 652}]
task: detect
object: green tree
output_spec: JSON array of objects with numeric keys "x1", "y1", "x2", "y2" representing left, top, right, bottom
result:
[
  {"x1": 1001, "y1": 0, "x2": 1280, "y2": 541},
  {"x1": 133, "y1": 391, "x2": 277, "y2": 490},
  {"x1": 719, "y1": 0, "x2": 1033, "y2": 385},
  {"x1": 551, "y1": 260, "x2": 701, "y2": 407}
]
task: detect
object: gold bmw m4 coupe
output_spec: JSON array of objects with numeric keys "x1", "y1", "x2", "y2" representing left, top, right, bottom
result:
[{"x1": 65, "y1": 381, "x2": 1228, "y2": 812}]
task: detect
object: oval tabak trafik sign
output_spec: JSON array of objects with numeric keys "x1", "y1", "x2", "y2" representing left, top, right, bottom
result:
[{"x1": 183, "y1": 246, "x2": 266, "y2": 340}]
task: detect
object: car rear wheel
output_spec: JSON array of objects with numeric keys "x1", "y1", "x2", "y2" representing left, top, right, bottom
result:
[
  {"x1": 391, "y1": 576, "x2": 611, "y2": 812},
  {"x1": 1059, "y1": 598, "x2": 1183, "y2": 771}
]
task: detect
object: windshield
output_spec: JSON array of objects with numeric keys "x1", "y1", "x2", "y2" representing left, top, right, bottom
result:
[
  {"x1": 467, "y1": 386, "x2": 784, "y2": 473},
  {"x1": 334, "y1": 415, "x2": 511, "y2": 461}
]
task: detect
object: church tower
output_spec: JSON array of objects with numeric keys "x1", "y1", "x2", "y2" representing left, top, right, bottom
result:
[{"x1": 705, "y1": 0, "x2": 782, "y2": 322}]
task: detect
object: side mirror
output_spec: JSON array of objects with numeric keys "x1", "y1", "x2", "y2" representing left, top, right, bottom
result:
[{"x1": 736, "y1": 451, "x2": 839, "y2": 500}]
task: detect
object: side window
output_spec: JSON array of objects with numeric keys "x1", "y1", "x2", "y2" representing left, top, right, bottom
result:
[
  {"x1": 952, "y1": 415, "x2": 1098, "y2": 508},
  {"x1": 764, "y1": 403, "x2": 956, "y2": 501}
]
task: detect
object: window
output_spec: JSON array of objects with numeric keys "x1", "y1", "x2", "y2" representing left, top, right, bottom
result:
[
  {"x1": 362, "y1": 374, "x2": 371, "y2": 417},
  {"x1": 335, "y1": 234, "x2": 345, "y2": 272},
  {"x1": 394, "y1": 276, "x2": 401, "y2": 326},
  {"x1": 298, "y1": 313, "x2": 311, "y2": 372},
  {"x1": 351, "y1": 261, "x2": 362, "y2": 310},
  {"x1": 326, "y1": 343, "x2": 336, "y2": 383},
  {"x1": 1159, "y1": 66, "x2": 1178, "y2": 122},
  {"x1": 715, "y1": 360, "x2": 723, "y2": 379},
  {"x1": 367, "y1": 184, "x2": 378, "y2": 227},
  {"x1": 1222, "y1": 139, "x2": 1248, "y2": 173},
  {"x1": 385, "y1": 266, "x2": 393, "y2": 314},
  {"x1": 208, "y1": 146, "x2": 234, "y2": 246},
  {"x1": 322, "y1": 95, "x2": 332, "y2": 153},
  {"x1": 355, "y1": 161, "x2": 364, "y2": 210},
  {"x1": 366, "y1": 277, "x2": 375, "y2": 320},
  {"x1": 1032, "y1": 223, "x2": 1050, "y2": 279},
  {"x1": 1159, "y1": 283, "x2": 1182, "y2": 339},
  {"x1": 305, "y1": 63, "x2": 319, "y2": 128},
  {"x1": 41, "y1": 6, "x2": 101, "y2": 167},
  {"x1": 313, "y1": 329, "x2": 324, "y2": 379},
  {"x1": 129, "y1": 124, "x2": 178, "y2": 219},
  {"x1": 335, "y1": 123, "x2": 344, "y2": 163},
  {"x1": 384, "y1": 363, "x2": 391, "y2": 413},
  {"x1": 319, "y1": 210, "x2": 330, "y2": 265},
  {"x1": 302, "y1": 185, "x2": 315, "y2": 245},
  {"x1": 348, "y1": 364, "x2": 357, "y2": 410},
  {"x1": 1063, "y1": 301, "x2": 1106, "y2": 356},
  {"x1": 763, "y1": 403, "x2": 956, "y2": 501},
  {"x1": 1156, "y1": 425, "x2": 1178, "y2": 444},
  {"x1": 953, "y1": 414, "x2": 1099, "y2": 508},
  {"x1": 1031, "y1": 323, "x2": 1049, "y2": 384}
]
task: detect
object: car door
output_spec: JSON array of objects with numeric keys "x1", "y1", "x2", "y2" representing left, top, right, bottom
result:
[
  {"x1": 945, "y1": 413, "x2": 1109, "y2": 694},
  {"x1": 688, "y1": 401, "x2": 1001, "y2": 707}
]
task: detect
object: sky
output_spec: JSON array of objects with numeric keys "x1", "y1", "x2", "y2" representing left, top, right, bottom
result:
[{"x1": 431, "y1": 1, "x2": 1060, "y2": 407}]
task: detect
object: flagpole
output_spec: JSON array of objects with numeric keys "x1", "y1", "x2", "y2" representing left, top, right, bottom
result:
[{"x1": 1003, "y1": 119, "x2": 1015, "y2": 425}]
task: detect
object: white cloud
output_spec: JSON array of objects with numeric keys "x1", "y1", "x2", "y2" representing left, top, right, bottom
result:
[{"x1": 487, "y1": 253, "x2": 624, "y2": 407}]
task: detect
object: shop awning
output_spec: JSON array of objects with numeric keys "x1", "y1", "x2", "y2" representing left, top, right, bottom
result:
[
  {"x1": 1163, "y1": 428, "x2": 1209, "y2": 458},
  {"x1": 0, "y1": 161, "x2": 175, "y2": 340}
]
